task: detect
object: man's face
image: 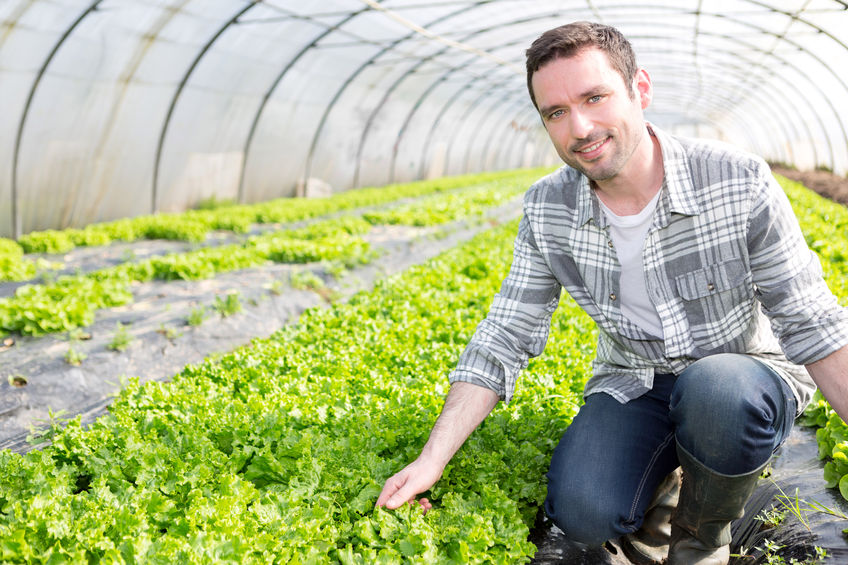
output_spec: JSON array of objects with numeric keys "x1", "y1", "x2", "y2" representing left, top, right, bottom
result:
[{"x1": 531, "y1": 48, "x2": 651, "y2": 183}]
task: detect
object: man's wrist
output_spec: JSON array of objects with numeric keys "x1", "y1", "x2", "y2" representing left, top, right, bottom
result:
[{"x1": 419, "y1": 442, "x2": 453, "y2": 469}]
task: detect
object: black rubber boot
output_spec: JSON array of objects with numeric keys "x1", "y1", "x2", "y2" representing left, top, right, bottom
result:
[
  {"x1": 667, "y1": 443, "x2": 767, "y2": 565},
  {"x1": 619, "y1": 467, "x2": 681, "y2": 564}
]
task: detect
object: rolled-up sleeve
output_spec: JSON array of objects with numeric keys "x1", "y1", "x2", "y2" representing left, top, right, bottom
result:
[
  {"x1": 449, "y1": 211, "x2": 562, "y2": 403},
  {"x1": 747, "y1": 163, "x2": 848, "y2": 364}
]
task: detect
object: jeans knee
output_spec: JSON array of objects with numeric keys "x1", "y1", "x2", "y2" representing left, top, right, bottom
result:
[
  {"x1": 670, "y1": 354, "x2": 791, "y2": 474},
  {"x1": 544, "y1": 481, "x2": 624, "y2": 546}
]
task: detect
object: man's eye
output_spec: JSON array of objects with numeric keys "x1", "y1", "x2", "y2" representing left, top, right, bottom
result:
[
  {"x1": 550, "y1": 109, "x2": 564, "y2": 119},
  {"x1": 589, "y1": 95, "x2": 602, "y2": 103}
]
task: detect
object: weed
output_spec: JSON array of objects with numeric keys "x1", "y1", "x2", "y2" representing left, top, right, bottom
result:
[
  {"x1": 733, "y1": 540, "x2": 827, "y2": 564},
  {"x1": 268, "y1": 280, "x2": 284, "y2": 295},
  {"x1": 157, "y1": 324, "x2": 182, "y2": 341},
  {"x1": 756, "y1": 506, "x2": 788, "y2": 528},
  {"x1": 213, "y1": 293, "x2": 242, "y2": 317},
  {"x1": 64, "y1": 345, "x2": 86, "y2": 366},
  {"x1": 187, "y1": 305, "x2": 207, "y2": 326},
  {"x1": 291, "y1": 270, "x2": 325, "y2": 291},
  {"x1": 322, "y1": 260, "x2": 347, "y2": 279},
  {"x1": 108, "y1": 322, "x2": 133, "y2": 352},
  {"x1": 68, "y1": 328, "x2": 91, "y2": 341},
  {"x1": 26, "y1": 408, "x2": 69, "y2": 446},
  {"x1": 769, "y1": 479, "x2": 848, "y2": 532}
]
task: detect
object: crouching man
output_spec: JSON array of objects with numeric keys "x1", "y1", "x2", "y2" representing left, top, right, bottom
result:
[{"x1": 377, "y1": 21, "x2": 848, "y2": 564}]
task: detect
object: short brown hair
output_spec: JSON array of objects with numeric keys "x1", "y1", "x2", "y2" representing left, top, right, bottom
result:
[{"x1": 525, "y1": 21, "x2": 638, "y2": 109}]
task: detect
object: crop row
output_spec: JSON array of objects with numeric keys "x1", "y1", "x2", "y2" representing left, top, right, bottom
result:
[
  {"x1": 0, "y1": 176, "x2": 529, "y2": 336},
  {"x1": 0, "y1": 215, "x2": 597, "y2": 563},
  {"x1": 777, "y1": 175, "x2": 848, "y2": 299},
  {"x1": 0, "y1": 169, "x2": 545, "y2": 268},
  {"x1": 775, "y1": 175, "x2": 848, "y2": 503}
]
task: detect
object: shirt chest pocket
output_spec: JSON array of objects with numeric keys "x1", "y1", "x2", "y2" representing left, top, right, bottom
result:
[{"x1": 674, "y1": 259, "x2": 754, "y2": 350}]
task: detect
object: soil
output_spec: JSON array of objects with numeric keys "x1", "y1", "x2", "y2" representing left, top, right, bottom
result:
[{"x1": 0, "y1": 200, "x2": 522, "y2": 451}]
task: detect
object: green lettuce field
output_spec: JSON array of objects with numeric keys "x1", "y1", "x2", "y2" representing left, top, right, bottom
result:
[{"x1": 0, "y1": 171, "x2": 845, "y2": 563}]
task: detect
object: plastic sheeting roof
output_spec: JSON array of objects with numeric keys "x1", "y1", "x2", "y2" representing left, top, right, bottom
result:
[{"x1": 2, "y1": 0, "x2": 847, "y2": 237}]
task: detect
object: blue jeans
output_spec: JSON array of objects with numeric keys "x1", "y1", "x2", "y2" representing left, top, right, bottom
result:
[{"x1": 544, "y1": 353, "x2": 797, "y2": 546}]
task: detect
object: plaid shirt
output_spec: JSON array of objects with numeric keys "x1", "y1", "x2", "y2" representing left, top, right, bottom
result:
[{"x1": 449, "y1": 125, "x2": 848, "y2": 412}]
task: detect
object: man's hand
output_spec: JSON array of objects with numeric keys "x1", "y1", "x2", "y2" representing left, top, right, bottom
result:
[
  {"x1": 374, "y1": 382, "x2": 499, "y2": 514},
  {"x1": 375, "y1": 456, "x2": 444, "y2": 512}
]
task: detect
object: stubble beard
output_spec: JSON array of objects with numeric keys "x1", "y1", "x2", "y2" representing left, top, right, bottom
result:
[{"x1": 562, "y1": 122, "x2": 644, "y2": 183}]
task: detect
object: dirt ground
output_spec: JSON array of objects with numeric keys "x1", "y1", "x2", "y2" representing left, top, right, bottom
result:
[
  {"x1": 0, "y1": 200, "x2": 523, "y2": 451},
  {"x1": 772, "y1": 165, "x2": 848, "y2": 207}
]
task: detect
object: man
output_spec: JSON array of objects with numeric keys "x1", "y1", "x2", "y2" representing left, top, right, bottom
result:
[{"x1": 376, "y1": 21, "x2": 848, "y2": 564}]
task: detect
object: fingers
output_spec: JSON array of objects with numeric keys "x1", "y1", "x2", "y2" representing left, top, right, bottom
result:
[
  {"x1": 376, "y1": 458, "x2": 443, "y2": 512},
  {"x1": 375, "y1": 471, "x2": 432, "y2": 511},
  {"x1": 384, "y1": 480, "x2": 418, "y2": 509},
  {"x1": 376, "y1": 470, "x2": 412, "y2": 508}
]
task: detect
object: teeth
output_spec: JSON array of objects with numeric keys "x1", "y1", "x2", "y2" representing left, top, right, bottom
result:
[{"x1": 579, "y1": 139, "x2": 604, "y2": 153}]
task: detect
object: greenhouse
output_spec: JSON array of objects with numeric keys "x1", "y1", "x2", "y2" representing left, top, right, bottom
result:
[{"x1": 1, "y1": 1, "x2": 848, "y2": 563}]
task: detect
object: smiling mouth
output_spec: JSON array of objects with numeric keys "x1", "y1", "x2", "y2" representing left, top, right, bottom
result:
[{"x1": 575, "y1": 137, "x2": 609, "y2": 154}]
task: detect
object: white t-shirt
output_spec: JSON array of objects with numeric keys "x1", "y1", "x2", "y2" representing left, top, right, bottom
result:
[{"x1": 598, "y1": 190, "x2": 664, "y2": 338}]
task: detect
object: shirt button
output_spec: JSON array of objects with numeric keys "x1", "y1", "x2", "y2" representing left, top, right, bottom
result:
[
  {"x1": 610, "y1": 293, "x2": 617, "y2": 301},
  {"x1": 607, "y1": 240, "x2": 614, "y2": 248},
  {"x1": 707, "y1": 283, "x2": 715, "y2": 291}
]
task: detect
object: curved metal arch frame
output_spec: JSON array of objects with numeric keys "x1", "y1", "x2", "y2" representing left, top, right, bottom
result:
[
  {"x1": 632, "y1": 45, "x2": 809, "y2": 163},
  {"x1": 236, "y1": 7, "x2": 370, "y2": 202},
  {"x1": 467, "y1": 6, "x2": 848, "y2": 167},
  {"x1": 350, "y1": 7, "x2": 633, "y2": 184},
  {"x1": 392, "y1": 68, "x2": 520, "y2": 182},
  {"x1": 177, "y1": 0, "x2": 848, "y2": 199},
  {"x1": 634, "y1": 24, "x2": 844, "y2": 167},
  {"x1": 374, "y1": 5, "x2": 846, "y2": 190},
  {"x1": 8, "y1": 0, "x2": 848, "y2": 240},
  {"x1": 594, "y1": 18, "x2": 845, "y2": 161},
  {"x1": 150, "y1": 0, "x2": 257, "y2": 213},
  {"x1": 350, "y1": 22, "x2": 537, "y2": 187},
  {"x1": 465, "y1": 98, "x2": 524, "y2": 172},
  {"x1": 394, "y1": 25, "x2": 802, "y2": 182},
  {"x1": 449, "y1": 72, "x2": 789, "y2": 179},
  {"x1": 704, "y1": 3, "x2": 848, "y2": 137},
  {"x1": 301, "y1": 1, "x2": 498, "y2": 187},
  {"x1": 412, "y1": 74, "x2": 518, "y2": 180},
  {"x1": 486, "y1": 102, "x2": 540, "y2": 171},
  {"x1": 386, "y1": 31, "x2": 543, "y2": 181},
  {"x1": 682, "y1": 13, "x2": 848, "y2": 165},
  {"x1": 532, "y1": 15, "x2": 848, "y2": 162},
  {"x1": 450, "y1": 84, "x2": 527, "y2": 174},
  {"x1": 649, "y1": 80, "x2": 787, "y2": 159},
  {"x1": 477, "y1": 83, "x2": 784, "y2": 175},
  {"x1": 10, "y1": 0, "x2": 106, "y2": 239},
  {"x1": 416, "y1": 35, "x2": 808, "y2": 180}
]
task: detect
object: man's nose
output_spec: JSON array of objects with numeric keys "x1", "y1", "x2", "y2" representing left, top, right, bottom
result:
[{"x1": 570, "y1": 110, "x2": 594, "y2": 139}]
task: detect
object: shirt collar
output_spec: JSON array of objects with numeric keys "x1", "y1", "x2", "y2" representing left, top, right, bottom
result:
[
  {"x1": 575, "y1": 123, "x2": 700, "y2": 228},
  {"x1": 649, "y1": 123, "x2": 700, "y2": 222}
]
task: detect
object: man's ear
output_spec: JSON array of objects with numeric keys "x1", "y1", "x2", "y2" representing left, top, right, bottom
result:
[{"x1": 633, "y1": 68, "x2": 652, "y2": 109}]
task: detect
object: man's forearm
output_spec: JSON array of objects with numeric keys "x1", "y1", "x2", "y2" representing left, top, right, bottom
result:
[
  {"x1": 420, "y1": 381, "x2": 500, "y2": 467},
  {"x1": 806, "y1": 343, "x2": 848, "y2": 422}
]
